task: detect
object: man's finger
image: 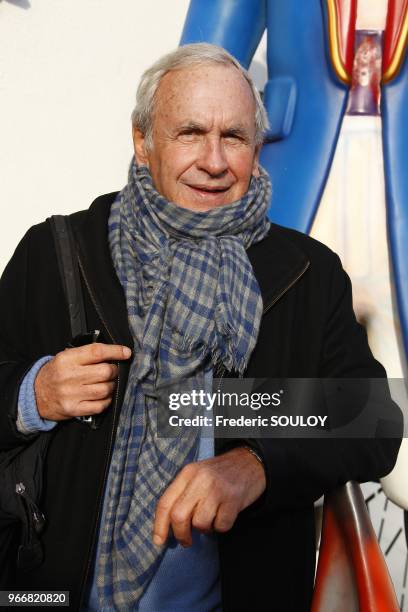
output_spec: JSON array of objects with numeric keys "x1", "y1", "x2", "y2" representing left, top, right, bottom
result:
[
  {"x1": 73, "y1": 398, "x2": 113, "y2": 416},
  {"x1": 67, "y1": 397, "x2": 112, "y2": 418},
  {"x1": 153, "y1": 471, "x2": 190, "y2": 546},
  {"x1": 82, "y1": 381, "x2": 116, "y2": 401},
  {"x1": 213, "y1": 502, "x2": 238, "y2": 533},
  {"x1": 167, "y1": 490, "x2": 199, "y2": 547},
  {"x1": 80, "y1": 363, "x2": 119, "y2": 384},
  {"x1": 73, "y1": 343, "x2": 132, "y2": 365},
  {"x1": 191, "y1": 498, "x2": 219, "y2": 533}
]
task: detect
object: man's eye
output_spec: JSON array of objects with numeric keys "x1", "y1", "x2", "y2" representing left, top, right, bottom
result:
[
  {"x1": 224, "y1": 134, "x2": 242, "y2": 143},
  {"x1": 179, "y1": 131, "x2": 198, "y2": 140}
]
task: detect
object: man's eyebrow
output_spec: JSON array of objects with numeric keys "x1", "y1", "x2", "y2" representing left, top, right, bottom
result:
[
  {"x1": 175, "y1": 122, "x2": 251, "y2": 139},
  {"x1": 176, "y1": 121, "x2": 207, "y2": 133},
  {"x1": 221, "y1": 125, "x2": 251, "y2": 139}
]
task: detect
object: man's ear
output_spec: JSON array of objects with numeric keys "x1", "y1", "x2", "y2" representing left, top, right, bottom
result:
[
  {"x1": 132, "y1": 127, "x2": 149, "y2": 166},
  {"x1": 252, "y1": 145, "x2": 261, "y2": 177}
]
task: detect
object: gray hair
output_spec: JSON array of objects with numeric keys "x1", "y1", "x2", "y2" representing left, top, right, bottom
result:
[{"x1": 131, "y1": 43, "x2": 269, "y2": 149}]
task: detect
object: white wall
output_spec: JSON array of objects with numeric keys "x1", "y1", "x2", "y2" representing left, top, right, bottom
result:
[
  {"x1": 1, "y1": 0, "x2": 191, "y2": 271},
  {"x1": 0, "y1": 0, "x2": 267, "y2": 273}
]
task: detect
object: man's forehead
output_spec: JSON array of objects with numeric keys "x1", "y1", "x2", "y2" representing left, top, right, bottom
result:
[
  {"x1": 154, "y1": 64, "x2": 256, "y2": 125},
  {"x1": 159, "y1": 62, "x2": 248, "y2": 86}
]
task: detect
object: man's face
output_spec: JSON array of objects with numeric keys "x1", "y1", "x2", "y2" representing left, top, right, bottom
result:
[{"x1": 133, "y1": 64, "x2": 260, "y2": 212}]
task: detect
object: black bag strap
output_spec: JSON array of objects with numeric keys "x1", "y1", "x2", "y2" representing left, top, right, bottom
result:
[
  {"x1": 48, "y1": 215, "x2": 87, "y2": 339},
  {"x1": 48, "y1": 216, "x2": 100, "y2": 430}
]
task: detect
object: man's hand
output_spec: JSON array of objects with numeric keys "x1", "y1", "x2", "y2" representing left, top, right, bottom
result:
[
  {"x1": 153, "y1": 447, "x2": 266, "y2": 547},
  {"x1": 34, "y1": 343, "x2": 132, "y2": 421}
]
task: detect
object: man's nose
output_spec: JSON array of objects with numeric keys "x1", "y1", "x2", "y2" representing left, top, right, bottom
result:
[{"x1": 196, "y1": 138, "x2": 228, "y2": 176}]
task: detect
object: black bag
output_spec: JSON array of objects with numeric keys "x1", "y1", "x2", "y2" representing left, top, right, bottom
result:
[
  {"x1": 0, "y1": 433, "x2": 51, "y2": 583},
  {"x1": 0, "y1": 215, "x2": 88, "y2": 585}
]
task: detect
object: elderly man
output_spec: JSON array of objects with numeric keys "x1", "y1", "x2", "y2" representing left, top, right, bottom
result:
[{"x1": 0, "y1": 43, "x2": 401, "y2": 611}]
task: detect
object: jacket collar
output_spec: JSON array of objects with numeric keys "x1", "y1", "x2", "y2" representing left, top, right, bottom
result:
[
  {"x1": 72, "y1": 193, "x2": 309, "y2": 345},
  {"x1": 247, "y1": 223, "x2": 310, "y2": 311},
  {"x1": 72, "y1": 192, "x2": 134, "y2": 348}
]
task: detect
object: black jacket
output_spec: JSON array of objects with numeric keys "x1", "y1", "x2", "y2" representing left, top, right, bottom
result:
[{"x1": 0, "y1": 193, "x2": 401, "y2": 611}]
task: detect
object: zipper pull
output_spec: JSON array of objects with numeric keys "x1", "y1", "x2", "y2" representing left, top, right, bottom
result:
[
  {"x1": 16, "y1": 482, "x2": 46, "y2": 534},
  {"x1": 15, "y1": 482, "x2": 25, "y2": 495}
]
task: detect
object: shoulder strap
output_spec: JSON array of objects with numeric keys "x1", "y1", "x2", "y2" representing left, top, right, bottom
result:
[{"x1": 48, "y1": 215, "x2": 87, "y2": 339}]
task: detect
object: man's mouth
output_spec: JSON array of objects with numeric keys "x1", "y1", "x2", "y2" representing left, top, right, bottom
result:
[{"x1": 186, "y1": 184, "x2": 230, "y2": 197}]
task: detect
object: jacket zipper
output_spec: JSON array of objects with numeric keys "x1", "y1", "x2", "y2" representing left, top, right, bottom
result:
[
  {"x1": 15, "y1": 482, "x2": 46, "y2": 535},
  {"x1": 262, "y1": 260, "x2": 310, "y2": 317},
  {"x1": 77, "y1": 255, "x2": 122, "y2": 608},
  {"x1": 214, "y1": 260, "x2": 310, "y2": 381}
]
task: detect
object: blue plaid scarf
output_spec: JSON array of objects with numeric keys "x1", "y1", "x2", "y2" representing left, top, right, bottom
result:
[{"x1": 97, "y1": 159, "x2": 271, "y2": 609}]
